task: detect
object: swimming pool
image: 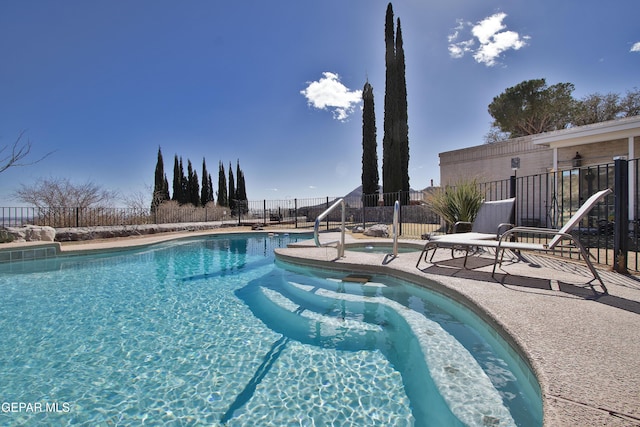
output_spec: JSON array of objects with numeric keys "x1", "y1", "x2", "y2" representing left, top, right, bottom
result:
[{"x1": 0, "y1": 233, "x2": 541, "y2": 426}]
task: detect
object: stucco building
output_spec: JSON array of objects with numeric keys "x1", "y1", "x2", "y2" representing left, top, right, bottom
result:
[
  {"x1": 440, "y1": 115, "x2": 640, "y2": 186},
  {"x1": 438, "y1": 116, "x2": 640, "y2": 227}
]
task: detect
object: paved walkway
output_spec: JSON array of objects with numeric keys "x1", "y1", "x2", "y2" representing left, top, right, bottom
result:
[
  {"x1": 2, "y1": 229, "x2": 639, "y2": 426},
  {"x1": 279, "y1": 232, "x2": 640, "y2": 426}
]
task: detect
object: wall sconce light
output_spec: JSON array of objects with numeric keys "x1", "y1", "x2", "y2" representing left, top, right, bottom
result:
[
  {"x1": 511, "y1": 157, "x2": 520, "y2": 171},
  {"x1": 572, "y1": 152, "x2": 582, "y2": 168}
]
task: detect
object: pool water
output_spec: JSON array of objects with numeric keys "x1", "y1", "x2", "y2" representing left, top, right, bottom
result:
[{"x1": 0, "y1": 233, "x2": 542, "y2": 426}]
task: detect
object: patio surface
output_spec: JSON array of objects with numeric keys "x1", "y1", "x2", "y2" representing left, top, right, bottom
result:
[{"x1": 2, "y1": 228, "x2": 639, "y2": 426}]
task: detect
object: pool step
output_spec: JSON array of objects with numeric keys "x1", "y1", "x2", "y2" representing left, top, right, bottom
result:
[
  {"x1": 275, "y1": 275, "x2": 517, "y2": 427},
  {"x1": 341, "y1": 274, "x2": 372, "y2": 283},
  {"x1": 261, "y1": 287, "x2": 382, "y2": 334}
]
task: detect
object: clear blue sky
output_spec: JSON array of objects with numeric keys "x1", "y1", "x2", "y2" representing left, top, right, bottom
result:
[{"x1": 1, "y1": 0, "x2": 638, "y2": 206}]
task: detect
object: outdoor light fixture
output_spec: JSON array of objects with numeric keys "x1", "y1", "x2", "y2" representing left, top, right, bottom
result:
[
  {"x1": 572, "y1": 152, "x2": 582, "y2": 168},
  {"x1": 511, "y1": 157, "x2": 520, "y2": 171}
]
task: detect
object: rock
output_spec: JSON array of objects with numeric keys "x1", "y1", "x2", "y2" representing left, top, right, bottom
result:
[
  {"x1": 5, "y1": 225, "x2": 56, "y2": 242},
  {"x1": 351, "y1": 226, "x2": 365, "y2": 234},
  {"x1": 364, "y1": 224, "x2": 389, "y2": 238}
]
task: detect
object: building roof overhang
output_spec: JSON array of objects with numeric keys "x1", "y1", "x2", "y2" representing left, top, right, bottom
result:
[{"x1": 532, "y1": 115, "x2": 640, "y2": 149}]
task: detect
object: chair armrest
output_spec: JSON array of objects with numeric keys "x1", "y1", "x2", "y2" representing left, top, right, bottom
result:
[
  {"x1": 496, "y1": 223, "x2": 514, "y2": 237},
  {"x1": 498, "y1": 226, "x2": 575, "y2": 247}
]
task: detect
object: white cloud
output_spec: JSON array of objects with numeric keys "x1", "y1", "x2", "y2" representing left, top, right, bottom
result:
[
  {"x1": 472, "y1": 13, "x2": 508, "y2": 44},
  {"x1": 631, "y1": 42, "x2": 640, "y2": 52},
  {"x1": 448, "y1": 12, "x2": 529, "y2": 66},
  {"x1": 300, "y1": 72, "x2": 362, "y2": 121}
]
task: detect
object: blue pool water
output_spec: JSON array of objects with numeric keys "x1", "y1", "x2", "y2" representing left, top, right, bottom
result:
[{"x1": 0, "y1": 233, "x2": 542, "y2": 426}]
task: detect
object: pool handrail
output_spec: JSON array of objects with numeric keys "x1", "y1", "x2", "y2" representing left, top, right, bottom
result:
[{"x1": 313, "y1": 198, "x2": 345, "y2": 258}]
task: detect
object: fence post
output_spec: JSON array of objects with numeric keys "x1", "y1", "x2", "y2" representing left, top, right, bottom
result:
[
  {"x1": 510, "y1": 175, "x2": 517, "y2": 226},
  {"x1": 396, "y1": 191, "x2": 402, "y2": 236},
  {"x1": 613, "y1": 157, "x2": 629, "y2": 274},
  {"x1": 294, "y1": 199, "x2": 298, "y2": 228},
  {"x1": 76, "y1": 207, "x2": 80, "y2": 227},
  {"x1": 361, "y1": 195, "x2": 366, "y2": 230},
  {"x1": 325, "y1": 197, "x2": 330, "y2": 231}
]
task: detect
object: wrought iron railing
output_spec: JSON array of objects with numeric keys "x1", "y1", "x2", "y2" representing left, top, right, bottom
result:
[{"x1": 2, "y1": 158, "x2": 638, "y2": 272}]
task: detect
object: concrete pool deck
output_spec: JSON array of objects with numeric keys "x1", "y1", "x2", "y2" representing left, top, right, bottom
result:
[{"x1": 2, "y1": 228, "x2": 639, "y2": 426}]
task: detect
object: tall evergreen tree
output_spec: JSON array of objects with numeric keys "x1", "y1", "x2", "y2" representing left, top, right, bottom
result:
[
  {"x1": 152, "y1": 147, "x2": 170, "y2": 210},
  {"x1": 382, "y1": 2, "x2": 398, "y2": 203},
  {"x1": 382, "y1": 3, "x2": 409, "y2": 205},
  {"x1": 179, "y1": 157, "x2": 188, "y2": 204},
  {"x1": 201, "y1": 158, "x2": 212, "y2": 206},
  {"x1": 207, "y1": 173, "x2": 214, "y2": 205},
  {"x1": 228, "y1": 162, "x2": 236, "y2": 214},
  {"x1": 217, "y1": 161, "x2": 228, "y2": 207},
  {"x1": 361, "y1": 81, "x2": 379, "y2": 207},
  {"x1": 395, "y1": 18, "x2": 410, "y2": 204},
  {"x1": 235, "y1": 160, "x2": 248, "y2": 215},
  {"x1": 187, "y1": 160, "x2": 200, "y2": 206},
  {"x1": 172, "y1": 155, "x2": 183, "y2": 203}
]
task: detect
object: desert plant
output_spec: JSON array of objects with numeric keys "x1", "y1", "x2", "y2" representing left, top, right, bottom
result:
[{"x1": 426, "y1": 180, "x2": 483, "y2": 233}]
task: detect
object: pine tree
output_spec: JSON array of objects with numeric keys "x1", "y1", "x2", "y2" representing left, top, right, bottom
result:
[
  {"x1": 217, "y1": 161, "x2": 228, "y2": 207},
  {"x1": 382, "y1": 3, "x2": 409, "y2": 205},
  {"x1": 361, "y1": 81, "x2": 379, "y2": 207},
  {"x1": 152, "y1": 147, "x2": 170, "y2": 210},
  {"x1": 228, "y1": 162, "x2": 236, "y2": 215}
]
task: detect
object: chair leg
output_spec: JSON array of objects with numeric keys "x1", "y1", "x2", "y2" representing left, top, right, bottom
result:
[
  {"x1": 463, "y1": 247, "x2": 470, "y2": 268},
  {"x1": 429, "y1": 247, "x2": 437, "y2": 262},
  {"x1": 416, "y1": 243, "x2": 435, "y2": 268},
  {"x1": 491, "y1": 247, "x2": 502, "y2": 278},
  {"x1": 416, "y1": 248, "x2": 427, "y2": 268},
  {"x1": 573, "y1": 239, "x2": 608, "y2": 294}
]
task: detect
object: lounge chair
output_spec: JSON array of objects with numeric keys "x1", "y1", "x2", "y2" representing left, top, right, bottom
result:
[
  {"x1": 416, "y1": 197, "x2": 516, "y2": 267},
  {"x1": 420, "y1": 188, "x2": 612, "y2": 294}
]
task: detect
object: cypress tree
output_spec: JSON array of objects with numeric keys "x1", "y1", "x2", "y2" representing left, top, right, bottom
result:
[
  {"x1": 179, "y1": 157, "x2": 188, "y2": 204},
  {"x1": 228, "y1": 162, "x2": 236, "y2": 215},
  {"x1": 152, "y1": 147, "x2": 169, "y2": 210},
  {"x1": 382, "y1": 3, "x2": 409, "y2": 205},
  {"x1": 396, "y1": 18, "x2": 410, "y2": 204},
  {"x1": 187, "y1": 160, "x2": 200, "y2": 206},
  {"x1": 217, "y1": 161, "x2": 228, "y2": 207},
  {"x1": 361, "y1": 81, "x2": 379, "y2": 207},
  {"x1": 235, "y1": 160, "x2": 248, "y2": 215},
  {"x1": 382, "y1": 2, "x2": 398, "y2": 204},
  {"x1": 172, "y1": 155, "x2": 183, "y2": 203},
  {"x1": 207, "y1": 173, "x2": 214, "y2": 205},
  {"x1": 201, "y1": 158, "x2": 211, "y2": 206}
]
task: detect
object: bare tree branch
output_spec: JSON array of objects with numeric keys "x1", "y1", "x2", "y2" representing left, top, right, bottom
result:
[
  {"x1": 0, "y1": 130, "x2": 54, "y2": 173},
  {"x1": 13, "y1": 177, "x2": 117, "y2": 208}
]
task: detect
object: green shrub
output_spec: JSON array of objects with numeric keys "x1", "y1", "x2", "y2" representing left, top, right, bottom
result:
[{"x1": 426, "y1": 180, "x2": 483, "y2": 233}]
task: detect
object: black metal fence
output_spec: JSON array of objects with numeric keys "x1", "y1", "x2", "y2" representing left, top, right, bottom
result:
[{"x1": 2, "y1": 158, "x2": 639, "y2": 272}]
